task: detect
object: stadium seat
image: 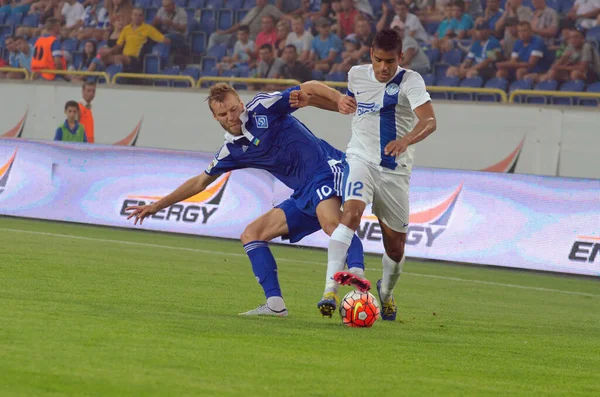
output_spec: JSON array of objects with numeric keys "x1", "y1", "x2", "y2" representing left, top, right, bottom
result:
[
  {"x1": 0, "y1": 25, "x2": 14, "y2": 38},
  {"x1": 205, "y1": 0, "x2": 223, "y2": 8},
  {"x1": 221, "y1": 69, "x2": 238, "y2": 78},
  {"x1": 454, "y1": 76, "x2": 483, "y2": 101},
  {"x1": 0, "y1": 12, "x2": 8, "y2": 25},
  {"x1": 546, "y1": 0, "x2": 560, "y2": 11},
  {"x1": 227, "y1": 0, "x2": 243, "y2": 8},
  {"x1": 579, "y1": 82, "x2": 600, "y2": 106},
  {"x1": 236, "y1": 9, "x2": 248, "y2": 22},
  {"x1": 441, "y1": 48, "x2": 463, "y2": 66},
  {"x1": 62, "y1": 38, "x2": 78, "y2": 53},
  {"x1": 152, "y1": 42, "x2": 171, "y2": 65},
  {"x1": 199, "y1": 9, "x2": 216, "y2": 34},
  {"x1": 311, "y1": 70, "x2": 325, "y2": 80},
  {"x1": 559, "y1": 0, "x2": 574, "y2": 14},
  {"x1": 22, "y1": 14, "x2": 39, "y2": 27},
  {"x1": 144, "y1": 54, "x2": 161, "y2": 74},
  {"x1": 201, "y1": 56, "x2": 217, "y2": 72},
  {"x1": 5, "y1": 13, "x2": 24, "y2": 26},
  {"x1": 151, "y1": 0, "x2": 162, "y2": 7},
  {"x1": 236, "y1": 64, "x2": 250, "y2": 77},
  {"x1": 104, "y1": 63, "x2": 123, "y2": 83},
  {"x1": 191, "y1": 31, "x2": 206, "y2": 55},
  {"x1": 206, "y1": 43, "x2": 227, "y2": 59},
  {"x1": 72, "y1": 51, "x2": 83, "y2": 70},
  {"x1": 586, "y1": 26, "x2": 600, "y2": 43},
  {"x1": 434, "y1": 63, "x2": 449, "y2": 81},
  {"x1": 243, "y1": 0, "x2": 256, "y2": 8},
  {"x1": 145, "y1": 8, "x2": 158, "y2": 23},
  {"x1": 217, "y1": 10, "x2": 234, "y2": 30},
  {"x1": 552, "y1": 80, "x2": 585, "y2": 105},
  {"x1": 200, "y1": 67, "x2": 219, "y2": 87},
  {"x1": 135, "y1": 0, "x2": 151, "y2": 8},
  {"x1": 526, "y1": 80, "x2": 558, "y2": 104},
  {"x1": 326, "y1": 71, "x2": 347, "y2": 82},
  {"x1": 155, "y1": 66, "x2": 180, "y2": 86},
  {"x1": 174, "y1": 0, "x2": 187, "y2": 6},
  {"x1": 432, "y1": 76, "x2": 459, "y2": 100},
  {"x1": 188, "y1": 0, "x2": 204, "y2": 8},
  {"x1": 186, "y1": 10, "x2": 198, "y2": 32},
  {"x1": 425, "y1": 22, "x2": 440, "y2": 36},
  {"x1": 509, "y1": 79, "x2": 534, "y2": 103},
  {"x1": 422, "y1": 73, "x2": 436, "y2": 86},
  {"x1": 424, "y1": 48, "x2": 440, "y2": 65},
  {"x1": 174, "y1": 66, "x2": 200, "y2": 87},
  {"x1": 477, "y1": 77, "x2": 508, "y2": 102}
]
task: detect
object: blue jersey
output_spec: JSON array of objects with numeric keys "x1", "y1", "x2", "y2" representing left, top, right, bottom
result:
[{"x1": 205, "y1": 87, "x2": 336, "y2": 192}]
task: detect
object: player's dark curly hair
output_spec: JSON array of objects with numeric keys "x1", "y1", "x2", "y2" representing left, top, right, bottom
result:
[{"x1": 373, "y1": 28, "x2": 403, "y2": 55}]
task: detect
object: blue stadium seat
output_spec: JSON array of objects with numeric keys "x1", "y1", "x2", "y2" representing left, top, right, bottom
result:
[
  {"x1": 152, "y1": 42, "x2": 171, "y2": 64},
  {"x1": 151, "y1": 0, "x2": 161, "y2": 7},
  {"x1": 5, "y1": 13, "x2": 24, "y2": 26},
  {"x1": 434, "y1": 63, "x2": 449, "y2": 81},
  {"x1": 174, "y1": 0, "x2": 187, "y2": 6},
  {"x1": 441, "y1": 48, "x2": 463, "y2": 66},
  {"x1": 0, "y1": 12, "x2": 8, "y2": 25},
  {"x1": 188, "y1": 0, "x2": 204, "y2": 8},
  {"x1": 243, "y1": 0, "x2": 255, "y2": 8},
  {"x1": 559, "y1": 0, "x2": 574, "y2": 14},
  {"x1": 586, "y1": 26, "x2": 600, "y2": 43},
  {"x1": 422, "y1": 73, "x2": 436, "y2": 86},
  {"x1": 526, "y1": 79, "x2": 558, "y2": 104},
  {"x1": 72, "y1": 51, "x2": 83, "y2": 70},
  {"x1": 201, "y1": 56, "x2": 217, "y2": 72},
  {"x1": 552, "y1": 80, "x2": 585, "y2": 105},
  {"x1": 236, "y1": 9, "x2": 248, "y2": 22},
  {"x1": 432, "y1": 76, "x2": 459, "y2": 100},
  {"x1": 206, "y1": 43, "x2": 227, "y2": 59},
  {"x1": 454, "y1": 76, "x2": 483, "y2": 101},
  {"x1": 105, "y1": 63, "x2": 123, "y2": 83},
  {"x1": 145, "y1": 8, "x2": 158, "y2": 23},
  {"x1": 22, "y1": 14, "x2": 39, "y2": 27},
  {"x1": 326, "y1": 71, "x2": 347, "y2": 82},
  {"x1": 311, "y1": 70, "x2": 325, "y2": 80},
  {"x1": 191, "y1": 31, "x2": 206, "y2": 54},
  {"x1": 0, "y1": 25, "x2": 14, "y2": 37},
  {"x1": 476, "y1": 77, "x2": 507, "y2": 102},
  {"x1": 221, "y1": 69, "x2": 238, "y2": 78},
  {"x1": 546, "y1": 0, "x2": 560, "y2": 11},
  {"x1": 200, "y1": 67, "x2": 219, "y2": 87},
  {"x1": 186, "y1": 10, "x2": 198, "y2": 32},
  {"x1": 135, "y1": 0, "x2": 151, "y2": 8},
  {"x1": 579, "y1": 82, "x2": 600, "y2": 106},
  {"x1": 144, "y1": 54, "x2": 161, "y2": 74},
  {"x1": 424, "y1": 22, "x2": 441, "y2": 36},
  {"x1": 217, "y1": 9, "x2": 234, "y2": 30},
  {"x1": 174, "y1": 66, "x2": 200, "y2": 87},
  {"x1": 199, "y1": 9, "x2": 216, "y2": 34},
  {"x1": 62, "y1": 38, "x2": 78, "y2": 53},
  {"x1": 424, "y1": 48, "x2": 440, "y2": 65},
  {"x1": 227, "y1": 0, "x2": 243, "y2": 8},
  {"x1": 509, "y1": 79, "x2": 534, "y2": 103},
  {"x1": 236, "y1": 64, "x2": 250, "y2": 77},
  {"x1": 205, "y1": 0, "x2": 222, "y2": 8},
  {"x1": 155, "y1": 65, "x2": 180, "y2": 86}
]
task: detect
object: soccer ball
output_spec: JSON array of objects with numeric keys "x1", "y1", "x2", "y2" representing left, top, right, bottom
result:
[{"x1": 339, "y1": 290, "x2": 380, "y2": 328}]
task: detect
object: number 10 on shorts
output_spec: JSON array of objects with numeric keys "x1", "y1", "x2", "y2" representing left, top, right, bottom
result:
[{"x1": 316, "y1": 185, "x2": 333, "y2": 200}]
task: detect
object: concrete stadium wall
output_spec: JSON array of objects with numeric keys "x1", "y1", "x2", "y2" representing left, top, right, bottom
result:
[{"x1": 0, "y1": 81, "x2": 599, "y2": 179}]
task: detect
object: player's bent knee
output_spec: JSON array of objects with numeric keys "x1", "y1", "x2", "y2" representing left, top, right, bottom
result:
[
  {"x1": 240, "y1": 224, "x2": 261, "y2": 244},
  {"x1": 386, "y1": 247, "x2": 405, "y2": 263}
]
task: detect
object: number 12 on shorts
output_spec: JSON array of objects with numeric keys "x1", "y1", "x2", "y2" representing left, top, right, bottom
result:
[{"x1": 346, "y1": 181, "x2": 363, "y2": 197}]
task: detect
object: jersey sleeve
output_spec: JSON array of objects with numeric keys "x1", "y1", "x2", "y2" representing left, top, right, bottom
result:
[
  {"x1": 347, "y1": 67, "x2": 356, "y2": 97},
  {"x1": 205, "y1": 144, "x2": 240, "y2": 176},
  {"x1": 402, "y1": 72, "x2": 431, "y2": 111},
  {"x1": 530, "y1": 38, "x2": 545, "y2": 59},
  {"x1": 245, "y1": 86, "x2": 301, "y2": 115}
]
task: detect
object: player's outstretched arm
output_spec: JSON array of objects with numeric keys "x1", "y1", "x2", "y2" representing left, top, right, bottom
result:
[
  {"x1": 295, "y1": 80, "x2": 357, "y2": 115},
  {"x1": 289, "y1": 89, "x2": 339, "y2": 112},
  {"x1": 384, "y1": 102, "x2": 437, "y2": 157},
  {"x1": 125, "y1": 173, "x2": 218, "y2": 225}
]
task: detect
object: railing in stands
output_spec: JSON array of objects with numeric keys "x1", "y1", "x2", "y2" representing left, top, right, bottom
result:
[
  {"x1": 112, "y1": 72, "x2": 196, "y2": 87},
  {"x1": 509, "y1": 89, "x2": 600, "y2": 105},
  {"x1": 28, "y1": 69, "x2": 111, "y2": 83},
  {"x1": 0, "y1": 67, "x2": 29, "y2": 79},
  {"x1": 196, "y1": 76, "x2": 302, "y2": 88}
]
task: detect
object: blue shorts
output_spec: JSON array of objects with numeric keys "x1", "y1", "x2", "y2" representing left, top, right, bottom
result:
[{"x1": 276, "y1": 160, "x2": 344, "y2": 243}]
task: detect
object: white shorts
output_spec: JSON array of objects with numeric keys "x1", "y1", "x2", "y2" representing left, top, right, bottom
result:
[{"x1": 343, "y1": 156, "x2": 410, "y2": 233}]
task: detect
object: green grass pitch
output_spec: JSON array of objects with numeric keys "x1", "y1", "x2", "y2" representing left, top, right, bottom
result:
[{"x1": 0, "y1": 216, "x2": 599, "y2": 397}]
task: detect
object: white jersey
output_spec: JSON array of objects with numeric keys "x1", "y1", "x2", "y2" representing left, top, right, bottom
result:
[{"x1": 346, "y1": 65, "x2": 431, "y2": 173}]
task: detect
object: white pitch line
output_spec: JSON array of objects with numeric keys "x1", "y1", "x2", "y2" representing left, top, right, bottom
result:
[{"x1": 1, "y1": 227, "x2": 598, "y2": 298}]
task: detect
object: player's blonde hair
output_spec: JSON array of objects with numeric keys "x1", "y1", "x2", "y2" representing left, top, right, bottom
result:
[{"x1": 206, "y1": 83, "x2": 240, "y2": 114}]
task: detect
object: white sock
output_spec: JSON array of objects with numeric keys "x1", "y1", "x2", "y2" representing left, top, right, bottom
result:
[
  {"x1": 348, "y1": 267, "x2": 365, "y2": 279},
  {"x1": 267, "y1": 296, "x2": 286, "y2": 311},
  {"x1": 325, "y1": 224, "x2": 355, "y2": 294},
  {"x1": 380, "y1": 253, "x2": 405, "y2": 303}
]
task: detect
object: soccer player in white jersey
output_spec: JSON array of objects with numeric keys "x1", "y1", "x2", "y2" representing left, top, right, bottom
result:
[{"x1": 290, "y1": 28, "x2": 437, "y2": 320}]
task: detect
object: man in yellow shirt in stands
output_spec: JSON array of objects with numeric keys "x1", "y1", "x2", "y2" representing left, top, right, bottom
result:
[{"x1": 96, "y1": 8, "x2": 171, "y2": 73}]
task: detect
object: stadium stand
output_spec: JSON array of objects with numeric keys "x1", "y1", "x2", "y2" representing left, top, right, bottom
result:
[{"x1": 0, "y1": 0, "x2": 598, "y2": 105}]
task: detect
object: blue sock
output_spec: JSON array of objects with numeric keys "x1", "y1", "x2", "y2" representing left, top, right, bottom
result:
[
  {"x1": 346, "y1": 235, "x2": 365, "y2": 270},
  {"x1": 243, "y1": 241, "x2": 282, "y2": 298}
]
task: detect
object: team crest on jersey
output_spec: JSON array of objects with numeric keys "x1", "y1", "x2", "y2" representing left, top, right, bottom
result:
[
  {"x1": 254, "y1": 115, "x2": 269, "y2": 128},
  {"x1": 385, "y1": 83, "x2": 400, "y2": 96}
]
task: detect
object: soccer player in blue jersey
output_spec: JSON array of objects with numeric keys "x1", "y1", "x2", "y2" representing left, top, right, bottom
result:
[{"x1": 126, "y1": 83, "x2": 366, "y2": 317}]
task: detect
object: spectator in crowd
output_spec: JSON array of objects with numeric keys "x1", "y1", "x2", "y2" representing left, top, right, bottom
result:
[
  {"x1": 334, "y1": 0, "x2": 359, "y2": 38},
  {"x1": 477, "y1": 0, "x2": 504, "y2": 35},
  {"x1": 354, "y1": 0, "x2": 375, "y2": 17},
  {"x1": 447, "y1": 22, "x2": 502, "y2": 78},
  {"x1": 538, "y1": 27, "x2": 600, "y2": 82},
  {"x1": 330, "y1": 34, "x2": 360, "y2": 73},
  {"x1": 254, "y1": 15, "x2": 279, "y2": 56},
  {"x1": 16, "y1": 0, "x2": 58, "y2": 38},
  {"x1": 567, "y1": 0, "x2": 600, "y2": 29},
  {"x1": 107, "y1": 0, "x2": 132, "y2": 27},
  {"x1": 495, "y1": 0, "x2": 532, "y2": 37},
  {"x1": 208, "y1": 0, "x2": 284, "y2": 50},
  {"x1": 302, "y1": 0, "x2": 332, "y2": 23},
  {"x1": 71, "y1": 40, "x2": 97, "y2": 82},
  {"x1": 32, "y1": 18, "x2": 69, "y2": 81},
  {"x1": 217, "y1": 25, "x2": 255, "y2": 71},
  {"x1": 390, "y1": 1, "x2": 430, "y2": 43},
  {"x1": 58, "y1": 0, "x2": 85, "y2": 38},
  {"x1": 286, "y1": 15, "x2": 313, "y2": 62},
  {"x1": 276, "y1": 0, "x2": 303, "y2": 14},
  {"x1": 94, "y1": 8, "x2": 170, "y2": 73},
  {"x1": 466, "y1": 0, "x2": 483, "y2": 19},
  {"x1": 394, "y1": 25, "x2": 431, "y2": 74},
  {"x1": 404, "y1": 0, "x2": 431, "y2": 15},
  {"x1": 354, "y1": 16, "x2": 374, "y2": 63},
  {"x1": 496, "y1": 21, "x2": 548, "y2": 80},
  {"x1": 281, "y1": 44, "x2": 312, "y2": 81},
  {"x1": 0, "y1": 0, "x2": 34, "y2": 16},
  {"x1": 422, "y1": 0, "x2": 453, "y2": 23},
  {"x1": 274, "y1": 19, "x2": 291, "y2": 57},
  {"x1": 549, "y1": 20, "x2": 575, "y2": 58},
  {"x1": 16, "y1": 36, "x2": 33, "y2": 75},
  {"x1": 74, "y1": 0, "x2": 109, "y2": 41},
  {"x1": 255, "y1": 43, "x2": 285, "y2": 89},
  {"x1": 78, "y1": 82, "x2": 96, "y2": 143},
  {"x1": 530, "y1": 0, "x2": 558, "y2": 44},
  {"x1": 431, "y1": 3, "x2": 454, "y2": 50},
  {"x1": 153, "y1": 0, "x2": 187, "y2": 65},
  {"x1": 54, "y1": 101, "x2": 87, "y2": 143},
  {"x1": 447, "y1": 0, "x2": 474, "y2": 40},
  {"x1": 309, "y1": 17, "x2": 343, "y2": 73},
  {"x1": 1, "y1": 36, "x2": 22, "y2": 79},
  {"x1": 501, "y1": 16, "x2": 519, "y2": 55}
]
